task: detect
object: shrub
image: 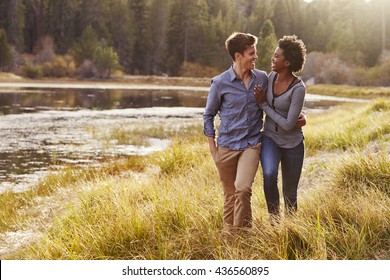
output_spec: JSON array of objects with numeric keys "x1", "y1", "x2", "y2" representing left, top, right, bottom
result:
[
  {"x1": 77, "y1": 60, "x2": 97, "y2": 79},
  {"x1": 63, "y1": 55, "x2": 76, "y2": 76},
  {"x1": 179, "y1": 61, "x2": 219, "y2": 78},
  {"x1": 377, "y1": 58, "x2": 390, "y2": 86},
  {"x1": 93, "y1": 46, "x2": 121, "y2": 79},
  {"x1": 20, "y1": 63, "x2": 42, "y2": 79},
  {"x1": 316, "y1": 56, "x2": 354, "y2": 85},
  {"x1": 301, "y1": 52, "x2": 335, "y2": 82},
  {"x1": 42, "y1": 55, "x2": 76, "y2": 77},
  {"x1": 302, "y1": 52, "x2": 355, "y2": 85},
  {"x1": 35, "y1": 36, "x2": 55, "y2": 63},
  {"x1": 303, "y1": 51, "x2": 390, "y2": 86}
]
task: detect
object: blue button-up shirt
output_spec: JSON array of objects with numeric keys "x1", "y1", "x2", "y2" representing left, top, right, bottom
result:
[{"x1": 203, "y1": 66, "x2": 268, "y2": 150}]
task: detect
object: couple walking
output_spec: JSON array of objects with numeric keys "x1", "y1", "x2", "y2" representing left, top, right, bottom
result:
[{"x1": 203, "y1": 32, "x2": 307, "y2": 232}]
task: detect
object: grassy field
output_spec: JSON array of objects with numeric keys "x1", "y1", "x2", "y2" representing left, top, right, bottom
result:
[
  {"x1": 0, "y1": 85, "x2": 389, "y2": 259},
  {"x1": 306, "y1": 84, "x2": 390, "y2": 99}
]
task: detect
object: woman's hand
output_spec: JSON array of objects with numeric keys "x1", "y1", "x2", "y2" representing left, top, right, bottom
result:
[{"x1": 254, "y1": 85, "x2": 266, "y2": 104}]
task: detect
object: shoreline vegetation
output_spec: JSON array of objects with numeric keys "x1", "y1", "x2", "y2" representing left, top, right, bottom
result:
[
  {"x1": 1, "y1": 72, "x2": 390, "y2": 99},
  {"x1": 0, "y1": 75, "x2": 389, "y2": 260},
  {"x1": 0, "y1": 72, "x2": 211, "y2": 88}
]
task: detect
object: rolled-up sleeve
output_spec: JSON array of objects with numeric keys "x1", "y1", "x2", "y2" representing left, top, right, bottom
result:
[{"x1": 203, "y1": 79, "x2": 221, "y2": 137}]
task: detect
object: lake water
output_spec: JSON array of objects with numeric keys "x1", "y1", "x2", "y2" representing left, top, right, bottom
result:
[{"x1": 0, "y1": 84, "x2": 367, "y2": 193}]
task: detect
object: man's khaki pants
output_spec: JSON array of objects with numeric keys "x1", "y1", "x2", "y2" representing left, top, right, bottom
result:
[{"x1": 212, "y1": 144, "x2": 261, "y2": 228}]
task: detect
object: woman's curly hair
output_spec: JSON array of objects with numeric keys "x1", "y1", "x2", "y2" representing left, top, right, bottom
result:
[{"x1": 278, "y1": 35, "x2": 306, "y2": 73}]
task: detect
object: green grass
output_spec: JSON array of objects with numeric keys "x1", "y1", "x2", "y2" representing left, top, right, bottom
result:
[{"x1": 1, "y1": 98, "x2": 389, "y2": 260}]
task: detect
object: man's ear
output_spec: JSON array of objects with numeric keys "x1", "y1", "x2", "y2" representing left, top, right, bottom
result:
[{"x1": 234, "y1": 52, "x2": 241, "y2": 62}]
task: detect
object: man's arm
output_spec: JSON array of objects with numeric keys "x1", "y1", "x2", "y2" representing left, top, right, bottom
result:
[{"x1": 295, "y1": 112, "x2": 306, "y2": 128}]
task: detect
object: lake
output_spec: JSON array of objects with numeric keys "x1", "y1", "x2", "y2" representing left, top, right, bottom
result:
[{"x1": 0, "y1": 84, "x2": 367, "y2": 193}]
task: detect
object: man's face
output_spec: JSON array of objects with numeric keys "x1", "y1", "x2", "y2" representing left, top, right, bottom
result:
[{"x1": 237, "y1": 45, "x2": 258, "y2": 70}]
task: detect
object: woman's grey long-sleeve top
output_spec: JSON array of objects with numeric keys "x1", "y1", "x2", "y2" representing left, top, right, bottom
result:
[{"x1": 259, "y1": 71, "x2": 306, "y2": 149}]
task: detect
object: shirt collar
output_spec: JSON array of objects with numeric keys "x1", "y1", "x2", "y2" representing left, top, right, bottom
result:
[{"x1": 228, "y1": 65, "x2": 256, "y2": 82}]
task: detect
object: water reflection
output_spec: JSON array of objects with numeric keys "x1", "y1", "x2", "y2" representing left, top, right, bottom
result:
[
  {"x1": 0, "y1": 149, "x2": 55, "y2": 190},
  {"x1": 0, "y1": 88, "x2": 208, "y2": 115}
]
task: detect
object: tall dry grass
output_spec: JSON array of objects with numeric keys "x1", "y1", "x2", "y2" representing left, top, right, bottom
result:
[
  {"x1": 304, "y1": 99, "x2": 390, "y2": 154},
  {"x1": 307, "y1": 83, "x2": 390, "y2": 98},
  {"x1": 2, "y1": 99, "x2": 389, "y2": 260}
]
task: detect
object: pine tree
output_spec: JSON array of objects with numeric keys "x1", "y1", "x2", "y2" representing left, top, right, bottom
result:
[
  {"x1": 93, "y1": 39, "x2": 121, "y2": 79},
  {"x1": 130, "y1": 0, "x2": 152, "y2": 75},
  {"x1": 166, "y1": 0, "x2": 210, "y2": 76},
  {"x1": 3, "y1": 0, "x2": 25, "y2": 52},
  {"x1": 70, "y1": 25, "x2": 99, "y2": 66},
  {"x1": 310, "y1": 21, "x2": 328, "y2": 52},
  {"x1": 149, "y1": 0, "x2": 169, "y2": 75},
  {"x1": 79, "y1": 0, "x2": 110, "y2": 43},
  {"x1": 47, "y1": 0, "x2": 79, "y2": 53},
  {"x1": 23, "y1": 0, "x2": 47, "y2": 53},
  {"x1": 108, "y1": 0, "x2": 135, "y2": 74},
  {"x1": 301, "y1": 0, "x2": 331, "y2": 53},
  {"x1": 272, "y1": 0, "x2": 291, "y2": 38},
  {"x1": 257, "y1": 20, "x2": 277, "y2": 73},
  {"x1": 285, "y1": 0, "x2": 304, "y2": 36},
  {"x1": 0, "y1": 0, "x2": 386, "y2": 76},
  {"x1": 206, "y1": 10, "x2": 226, "y2": 70},
  {"x1": 0, "y1": 28, "x2": 12, "y2": 71}
]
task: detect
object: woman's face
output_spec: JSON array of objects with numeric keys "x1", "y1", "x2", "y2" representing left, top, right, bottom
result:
[{"x1": 271, "y1": 47, "x2": 289, "y2": 72}]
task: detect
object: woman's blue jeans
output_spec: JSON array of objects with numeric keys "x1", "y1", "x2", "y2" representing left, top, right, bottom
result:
[{"x1": 260, "y1": 135, "x2": 305, "y2": 215}]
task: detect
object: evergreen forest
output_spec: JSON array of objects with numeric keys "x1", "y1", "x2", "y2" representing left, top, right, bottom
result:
[{"x1": 0, "y1": 0, "x2": 389, "y2": 85}]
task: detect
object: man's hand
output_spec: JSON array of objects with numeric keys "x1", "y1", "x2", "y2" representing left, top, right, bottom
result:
[
  {"x1": 254, "y1": 85, "x2": 266, "y2": 104},
  {"x1": 295, "y1": 112, "x2": 307, "y2": 128},
  {"x1": 207, "y1": 136, "x2": 217, "y2": 156}
]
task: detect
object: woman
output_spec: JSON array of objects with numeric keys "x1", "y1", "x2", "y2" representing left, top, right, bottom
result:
[{"x1": 254, "y1": 35, "x2": 307, "y2": 220}]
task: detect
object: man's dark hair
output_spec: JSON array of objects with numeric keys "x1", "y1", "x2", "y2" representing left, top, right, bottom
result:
[{"x1": 225, "y1": 32, "x2": 258, "y2": 61}]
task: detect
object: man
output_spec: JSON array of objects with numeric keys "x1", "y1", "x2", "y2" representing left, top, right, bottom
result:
[{"x1": 203, "y1": 32, "x2": 267, "y2": 232}]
